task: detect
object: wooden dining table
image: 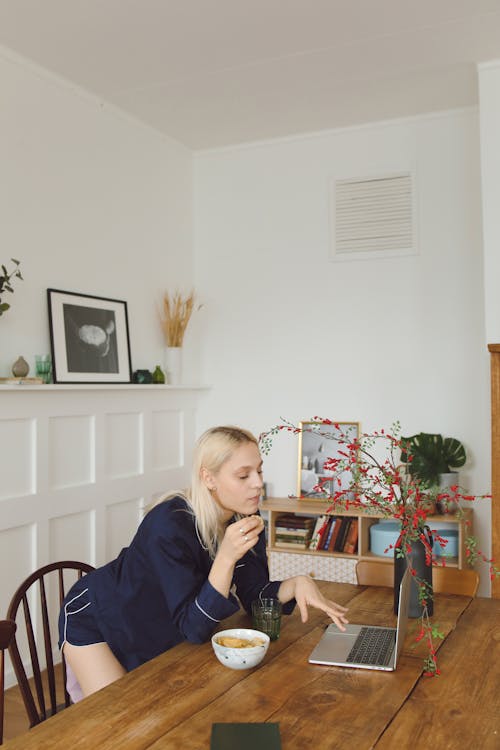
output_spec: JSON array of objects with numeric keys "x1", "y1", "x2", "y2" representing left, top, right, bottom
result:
[{"x1": 4, "y1": 581, "x2": 499, "y2": 750}]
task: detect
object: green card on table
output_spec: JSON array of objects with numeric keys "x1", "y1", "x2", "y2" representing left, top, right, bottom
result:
[{"x1": 210, "y1": 722, "x2": 281, "y2": 750}]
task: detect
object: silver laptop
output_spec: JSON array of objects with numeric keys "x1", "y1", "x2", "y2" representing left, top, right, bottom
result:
[{"x1": 308, "y1": 568, "x2": 410, "y2": 671}]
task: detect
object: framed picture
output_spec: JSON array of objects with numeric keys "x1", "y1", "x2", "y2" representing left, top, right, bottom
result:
[
  {"x1": 47, "y1": 289, "x2": 132, "y2": 384},
  {"x1": 297, "y1": 421, "x2": 360, "y2": 500}
]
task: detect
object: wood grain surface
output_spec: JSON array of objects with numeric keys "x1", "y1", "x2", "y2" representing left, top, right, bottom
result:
[
  {"x1": 4, "y1": 581, "x2": 493, "y2": 750},
  {"x1": 376, "y1": 596, "x2": 500, "y2": 749}
]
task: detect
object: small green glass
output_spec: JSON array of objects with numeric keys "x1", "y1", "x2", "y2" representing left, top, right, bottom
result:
[
  {"x1": 251, "y1": 598, "x2": 282, "y2": 641},
  {"x1": 35, "y1": 354, "x2": 52, "y2": 384}
]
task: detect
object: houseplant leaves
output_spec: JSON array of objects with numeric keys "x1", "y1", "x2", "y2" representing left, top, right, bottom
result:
[{"x1": 400, "y1": 432, "x2": 466, "y2": 486}]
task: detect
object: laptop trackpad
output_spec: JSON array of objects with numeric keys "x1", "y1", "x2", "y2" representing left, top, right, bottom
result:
[{"x1": 309, "y1": 624, "x2": 362, "y2": 664}]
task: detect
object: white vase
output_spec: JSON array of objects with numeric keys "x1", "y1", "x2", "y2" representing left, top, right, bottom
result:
[
  {"x1": 165, "y1": 346, "x2": 182, "y2": 385},
  {"x1": 436, "y1": 471, "x2": 459, "y2": 514}
]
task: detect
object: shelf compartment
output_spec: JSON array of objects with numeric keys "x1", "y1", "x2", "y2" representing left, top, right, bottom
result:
[{"x1": 262, "y1": 498, "x2": 472, "y2": 582}]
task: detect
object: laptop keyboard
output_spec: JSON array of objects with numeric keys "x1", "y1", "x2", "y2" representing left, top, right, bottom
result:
[{"x1": 346, "y1": 627, "x2": 396, "y2": 666}]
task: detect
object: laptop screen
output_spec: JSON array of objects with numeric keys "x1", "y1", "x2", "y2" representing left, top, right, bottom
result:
[{"x1": 394, "y1": 568, "x2": 411, "y2": 666}]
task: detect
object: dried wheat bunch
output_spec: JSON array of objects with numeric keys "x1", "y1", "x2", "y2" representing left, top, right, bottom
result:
[{"x1": 160, "y1": 290, "x2": 198, "y2": 347}]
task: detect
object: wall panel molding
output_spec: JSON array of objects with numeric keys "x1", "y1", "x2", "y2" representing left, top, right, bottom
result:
[{"x1": 0, "y1": 384, "x2": 208, "y2": 687}]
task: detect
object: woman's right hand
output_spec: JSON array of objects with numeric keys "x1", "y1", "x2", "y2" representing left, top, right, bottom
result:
[
  {"x1": 217, "y1": 514, "x2": 264, "y2": 565},
  {"x1": 209, "y1": 515, "x2": 265, "y2": 598}
]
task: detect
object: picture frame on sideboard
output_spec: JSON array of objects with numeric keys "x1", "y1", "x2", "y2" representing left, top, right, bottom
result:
[{"x1": 297, "y1": 421, "x2": 360, "y2": 500}]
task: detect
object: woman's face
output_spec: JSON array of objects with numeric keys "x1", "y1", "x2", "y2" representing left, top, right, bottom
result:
[{"x1": 205, "y1": 441, "x2": 264, "y2": 520}]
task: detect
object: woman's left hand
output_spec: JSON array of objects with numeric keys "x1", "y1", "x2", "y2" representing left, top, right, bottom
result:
[{"x1": 280, "y1": 575, "x2": 349, "y2": 632}]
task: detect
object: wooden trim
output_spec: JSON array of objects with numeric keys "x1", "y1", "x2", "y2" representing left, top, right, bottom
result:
[{"x1": 489, "y1": 344, "x2": 500, "y2": 597}]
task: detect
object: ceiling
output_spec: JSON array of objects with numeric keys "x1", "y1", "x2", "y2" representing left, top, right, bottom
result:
[{"x1": 1, "y1": 0, "x2": 500, "y2": 150}]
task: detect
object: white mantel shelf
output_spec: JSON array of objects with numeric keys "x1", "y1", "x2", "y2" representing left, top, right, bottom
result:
[{"x1": 0, "y1": 383, "x2": 210, "y2": 391}]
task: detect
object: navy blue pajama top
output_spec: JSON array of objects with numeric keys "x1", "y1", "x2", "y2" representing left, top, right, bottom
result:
[{"x1": 59, "y1": 496, "x2": 293, "y2": 671}]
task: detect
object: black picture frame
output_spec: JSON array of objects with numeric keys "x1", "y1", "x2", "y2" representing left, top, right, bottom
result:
[{"x1": 47, "y1": 289, "x2": 132, "y2": 384}]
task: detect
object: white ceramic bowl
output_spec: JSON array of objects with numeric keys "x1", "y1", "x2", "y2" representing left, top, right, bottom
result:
[{"x1": 211, "y1": 628, "x2": 270, "y2": 670}]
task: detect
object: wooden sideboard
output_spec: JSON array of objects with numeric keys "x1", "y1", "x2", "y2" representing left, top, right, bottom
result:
[
  {"x1": 489, "y1": 343, "x2": 500, "y2": 598},
  {"x1": 262, "y1": 498, "x2": 472, "y2": 586}
]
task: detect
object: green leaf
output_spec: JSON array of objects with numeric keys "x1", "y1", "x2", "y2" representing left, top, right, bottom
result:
[{"x1": 442, "y1": 437, "x2": 466, "y2": 469}]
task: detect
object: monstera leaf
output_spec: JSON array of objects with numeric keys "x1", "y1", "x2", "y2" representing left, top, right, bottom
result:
[{"x1": 400, "y1": 432, "x2": 466, "y2": 486}]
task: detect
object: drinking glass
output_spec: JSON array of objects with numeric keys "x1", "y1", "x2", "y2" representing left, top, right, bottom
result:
[
  {"x1": 35, "y1": 354, "x2": 52, "y2": 384},
  {"x1": 251, "y1": 598, "x2": 282, "y2": 641}
]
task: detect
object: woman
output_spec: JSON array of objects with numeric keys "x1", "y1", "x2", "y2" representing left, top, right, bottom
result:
[{"x1": 59, "y1": 425, "x2": 349, "y2": 700}]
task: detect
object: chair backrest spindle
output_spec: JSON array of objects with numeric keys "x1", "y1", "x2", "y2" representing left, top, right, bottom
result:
[
  {"x1": 21, "y1": 594, "x2": 46, "y2": 721},
  {"x1": 39, "y1": 577, "x2": 58, "y2": 717}
]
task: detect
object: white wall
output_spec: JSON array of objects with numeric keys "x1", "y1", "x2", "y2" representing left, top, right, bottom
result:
[
  {"x1": 0, "y1": 44, "x2": 492, "y2": 594},
  {"x1": 194, "y1": 109, "x2": 492, "y2": 594},
  {"x1": 0, "y1": 46, "x2": 194, "y2": 378},
  {"x1": 0, "y1": 48, "x2": 200, "y2": 682}
]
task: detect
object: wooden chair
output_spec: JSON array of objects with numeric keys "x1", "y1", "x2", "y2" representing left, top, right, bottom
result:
[
  {"x1": 356, "y1": 560, "x2": 394, "y2": 588},
  {"x1": 356, "y1": 560, "x2": 479, "y2": 596},
  {"x1": 6, "y1": 561, "x2": 94, "y2": 729},
  {"x1": 0, "y1": 620, "x2": 17, "y2": 745},
  {"x1": 431, "y1": 566, "x2": 479, "y2": 596}
]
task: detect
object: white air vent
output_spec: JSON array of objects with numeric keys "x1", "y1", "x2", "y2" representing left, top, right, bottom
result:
[{"x1": 330, "y1": 172, "x2": 416, "y2": 261}]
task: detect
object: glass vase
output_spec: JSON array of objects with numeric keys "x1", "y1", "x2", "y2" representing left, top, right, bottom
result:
[
  {"x1": 152, "y1": 365, "x2": 165, "y2": 384},
  {"x1": 394, "y1": 526, "x2": 434, "y2": 618}
]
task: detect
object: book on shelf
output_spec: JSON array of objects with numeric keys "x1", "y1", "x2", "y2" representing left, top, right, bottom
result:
[
  {"x1": 343, "y1": 518, "x2": 359, "y2": 554},
  {"x1": 274, "y1": 540, "x2": 309, "y2": 549},
  {"x1": 275, "y1": 534, "x2": 312, "y2": 545},
  {"x1": 314, "y1": 517, "x2": 328, "y2": 551},
  {"x1": 334, "y1": 518, "x2": 351, "y2": 552},
  {"x1": 315, "y1": 517, "x2": 331, "y2": 550},
  {"x1": 275, "y1": 514, "x2": 315, "y2": 529},
  {"x1": 308, "y1": 515, "x2": 327, "y2": 550},
  {"x1": 316, "y1": 516, "x2": 332, "y2": 551},
  {"x1": 275, "y1": 527, "x2": 311, "y2": 536},
  {"x1": 327, "y1": 517, "x2": 344, "y2": 552},
  {"x1": 319, "y1": 517, "x2": 336, "y2": 551}
]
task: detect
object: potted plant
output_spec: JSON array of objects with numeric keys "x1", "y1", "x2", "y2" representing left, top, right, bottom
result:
[
  {"x1": 0, "y1": 258, "x2": 23, "y2": 316},
  {"x1": 400, "y1": 432, "x2": 466, "y2": 513},
  {"x1": 259, "y1": 418, "x2": 496, "y2": 676}
]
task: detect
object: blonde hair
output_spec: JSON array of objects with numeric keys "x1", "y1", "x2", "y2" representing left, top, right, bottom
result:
[
  {"x1": 151, "y1": 425, "x2": 259, "y2": 559},
  {"x1": 188, "y1": 425, "x2": 259, "y2": 558}
]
